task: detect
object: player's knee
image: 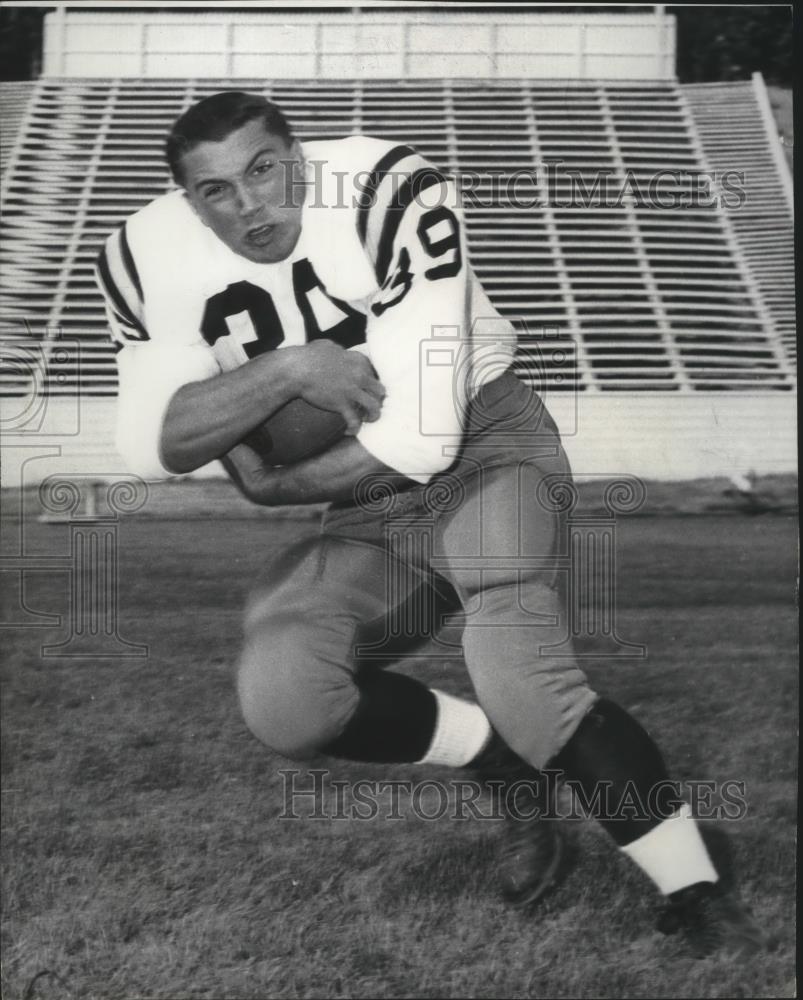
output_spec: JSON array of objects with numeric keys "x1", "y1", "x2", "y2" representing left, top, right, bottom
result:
[
  {"x1": 461, "y1": 577, "x2": 597, "y2": 769},
  {"x1": 237, "y1": 616, "x2": 359, "y2": 760},
  {"x1": 475, "y1": 673, "x2": 596, "y2": 770}
]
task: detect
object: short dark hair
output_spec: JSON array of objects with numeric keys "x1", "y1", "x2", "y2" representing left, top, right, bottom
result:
[{"x1": 166, "y1": 91, "x2": 294, "y2": 185}]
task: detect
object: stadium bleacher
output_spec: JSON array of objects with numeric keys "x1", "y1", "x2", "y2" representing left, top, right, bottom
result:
[
  {"x1": 0, "y1": 75, "x2": 794, "y2": 397},
  {"x1": 685, "y1": 79, "x2": 795, "y2": 366},
  {"x1": 0, "y1": 8, "x2": 795, "y2": 484}
]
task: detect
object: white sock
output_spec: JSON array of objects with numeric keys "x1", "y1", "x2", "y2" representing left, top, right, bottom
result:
[
  {"x1": 620, "y1": 803, "x2": 719, "y2": 895},
  {"x1": 416, "y1": 689, "x2": 492, "y2": 767}
]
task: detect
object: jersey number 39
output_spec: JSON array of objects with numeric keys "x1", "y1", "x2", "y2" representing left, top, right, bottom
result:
[{"x1": 372, "y1": 206, "x2": 462, "y2": 318}]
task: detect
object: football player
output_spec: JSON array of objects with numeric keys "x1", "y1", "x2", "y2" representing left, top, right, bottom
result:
[{"x1": 96, "y1": 91, "x2": 766, "y2": 957}]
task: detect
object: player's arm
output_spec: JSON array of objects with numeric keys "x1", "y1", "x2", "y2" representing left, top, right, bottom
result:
[
  {"x1": 160, "y1": 340, "x2": 382, "y2": 474},
  {"x1": 221, "y1": 435, "x2": 400, "y2": 506},
  {"x1": 113, "y1": 336, "x2": 383, "y2": 478},
  {"x1": 223, "y1": 156, "x2": 470, "y2": 505}
]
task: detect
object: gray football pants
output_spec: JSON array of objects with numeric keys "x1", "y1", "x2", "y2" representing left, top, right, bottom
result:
[{"x1": 237, "y1": 371, "x2": 598, "y2": 769}]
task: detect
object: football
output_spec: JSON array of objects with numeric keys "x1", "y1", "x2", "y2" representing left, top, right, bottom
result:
[{"x1": 244, "y1": 398, "x2": 347, "y2": 466}]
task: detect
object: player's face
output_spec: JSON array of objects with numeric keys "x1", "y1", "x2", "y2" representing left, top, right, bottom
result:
[{"x1": 180, "y1": 118, "x2": 305, "y2": 264}]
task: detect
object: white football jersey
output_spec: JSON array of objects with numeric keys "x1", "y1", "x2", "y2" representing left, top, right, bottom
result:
[{"x1": 96, "y1": 135, "x2": 516, "y2": 482}]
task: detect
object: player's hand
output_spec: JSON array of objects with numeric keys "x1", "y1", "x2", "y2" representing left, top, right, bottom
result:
[{"x1": 286, "y1": 340, "x2": 385, "y2": 434}]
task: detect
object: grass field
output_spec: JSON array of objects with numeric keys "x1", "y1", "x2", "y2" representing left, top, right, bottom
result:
[{"x1": 1, "y1": 496, "x2": 797, "y2": 999}]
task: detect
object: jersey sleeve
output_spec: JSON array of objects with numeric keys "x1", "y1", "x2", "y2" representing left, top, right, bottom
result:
[
  {"x1": 95, "y1": 222, "x2": 149, "y2": 346},
  {"x1": 95, "y1": 224, "x2": 220, "y2": 480},
  {"x1": 113, "y1": 340, "x2": 220, "y2": 480},
  {"x1": 354, "y1": 149, "x2": 470, "y2": 483}
]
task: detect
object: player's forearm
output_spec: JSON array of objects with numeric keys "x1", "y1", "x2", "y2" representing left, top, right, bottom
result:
[
  {"x1": 160, "y1": 350, "x2": 302, "y2": 473},
  {"x1": 231, "y1": 437, "x2": 409, "y2": 506}
]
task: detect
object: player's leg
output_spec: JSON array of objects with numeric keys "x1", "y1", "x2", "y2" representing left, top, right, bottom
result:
[
  {"x1": 428, "y1": 451, "x2": 592, "y2": 905},
  {"x1": 549, "y1": 697, "x2": 768, "y2": 956},
  {"x1": 320, "y1": 497, "x2": 566, "y2": 886},
  {"x1": 238, "y1": 519, "x2": 563, "y2": 905},
  {"x1": 433, "y1": 384, "x2": 765, "y2": 954},
  {"x1": 237, "y1": 531, "x2": 492, "y2": 767}
]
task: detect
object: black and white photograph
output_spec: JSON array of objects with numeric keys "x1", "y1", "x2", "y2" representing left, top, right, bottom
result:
[{"x1": 0, "y1": 2, "x2": 796, "y2": 997}]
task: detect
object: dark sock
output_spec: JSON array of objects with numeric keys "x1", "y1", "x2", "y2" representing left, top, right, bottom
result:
[
  {"x1": 468, "y1": 729, "x2": 532, "y2": 777},
  {"x1": 550, "y1": 697, "x2": 683, "y2": 846},
  {"x1": 322, "y1": 670, "x2": 438, "y2": 763},
  {"x1": 468, "y1": 730, "x2": 556, "y2": 819}
]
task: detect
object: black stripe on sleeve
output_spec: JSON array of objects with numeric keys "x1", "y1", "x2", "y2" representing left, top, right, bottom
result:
[
  {"x1": 95, "y1": 245, "x2": 148, "y2": 337},
  {"x1": 374, "y1": 168, "x2": 446, "y2": 284},
  {"x1": 356, "y1": 144, "x2": 417, "y2": 246},
  {"x1": 119, "y1": 223, "x2": 144, "y2": 301}
]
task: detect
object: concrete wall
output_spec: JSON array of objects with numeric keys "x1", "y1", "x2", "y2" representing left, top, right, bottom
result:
[
  {"x1": 2, "y1": 394, "x2": 795, "y2": 490},
  {"x1": 42, "y1": 10, "x2": 676, "y2": 80}
]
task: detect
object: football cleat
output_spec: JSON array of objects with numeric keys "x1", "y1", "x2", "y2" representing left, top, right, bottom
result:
[
  {"x1": 468, "y1": 732, "x2": 570, "y2": 908},
  {"x1": 656, "y1": 881, "x2": 769, "y2": 958},
  {"x1": 498, "y1": 812, "x2": 566, "y2": 908}
]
